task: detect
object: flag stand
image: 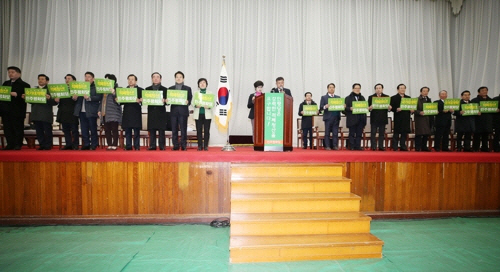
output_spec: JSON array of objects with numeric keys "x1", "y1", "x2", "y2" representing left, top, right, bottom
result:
[{"x1": 221, "y1": 122, "x2": 236, "y2": 151}]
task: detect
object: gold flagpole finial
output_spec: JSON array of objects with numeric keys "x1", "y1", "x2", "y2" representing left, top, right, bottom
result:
[{"x1": 222, "y1": 55, "x2": 226, "y2": 65}]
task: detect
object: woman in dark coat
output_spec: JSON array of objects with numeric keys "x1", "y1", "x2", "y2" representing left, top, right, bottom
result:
[
  {"x1": 145, "y1": 72, "x2": 167, "y2": 150},
  {"x1": 121, "y1": 74, "x2": 143, "y2": 150},
  {"x1": 99, "y1": 74, "x2": 122, "y2": 150},
  {"x1": 248, "y1": 80, "x2": 263, "y2": 143},
  {"x1": 414, "y1": 87, "x2": 433, "y2": 151}
]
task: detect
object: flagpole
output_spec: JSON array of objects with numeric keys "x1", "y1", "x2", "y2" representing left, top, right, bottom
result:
[{"x1": 221, "y1": 56, "x2": 236, "y2": 151}]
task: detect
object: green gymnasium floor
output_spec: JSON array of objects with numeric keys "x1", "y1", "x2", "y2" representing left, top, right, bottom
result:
[{"x1": 1, "y1": 218, "x2": 499, "y2": 271}]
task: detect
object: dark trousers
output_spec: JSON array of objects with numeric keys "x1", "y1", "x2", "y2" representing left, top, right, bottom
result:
[
  {"x1": 2, "y1": 113, "x2": 24, "y2": 148},
  {"x1": 348, "y1": 122, "x2": 364, "y2": 150},
  {"x1": 434, "y1": 126, "x2": 450, "y2": 151},
  {"x1": 473, "y1": 132, "x2": 490, "y2": 151},
  {"x1": 324, "y1": 116, "x2": 340, "y2": 148},
  {"x1": 415, "y1": 135, "x2": 429, "y2": 150},
  {"x1": 195, "y1": 114, "x2": 211, "y2": 148},
  {"x1": 171, "y1": 115, "x2": 188, "y2": 148},
  {"x1": 104, "y1": 121, "x2": 119, "y2": 147},
  {"x1": 392, "y1": 132, "x2": 407, "y2": 150},
  {"x1": 149, "y1": 129, "x2": 165, "y2": 148},
  {"x1": 62, "y1": 122, "x2": 79, "y2": 148},
  {"x1": 370, "y1": 122, "x2": 385, "y2": 149},
  {"x1": 79, "y1": 112, "x2": 98, "y2": 148},
  {"x1": 457, "y1": 132, "x2": 472, "y2": 150},
  {"x1": 302, "y1": 128, "x2": 313, "y2": 148},
  {"x1": 34, "y1": 121, "x2": 53, "y2": 149},
  {"x1": 125, "y1": 127, "x2": 140, "y2": 150},
  {"x1": 494, "y1": 128, "x2": 500, "y2": 151}
]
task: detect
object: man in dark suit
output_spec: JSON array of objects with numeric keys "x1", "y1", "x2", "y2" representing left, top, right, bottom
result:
[
  {"x1": 319, "y1": 83, "x2": 342, "y2": 150},
  {"x1": 471, "y1": 86, "x2": 494, "y2": 152},
  {"x1": 145, "y1": 72, "x2": 167, "y2": 150},
  {"x1": 168, "y1": 71, "x2": 192, "y2": 151},
  {"x1": 390, "y1": 84, "x2": 414, "y2": 151},
  {"x1": 56, "y1": 74, "x2": 79, "y2": 150},
  {"x1": 30, "y1": 74, "x2": 58, "y2": 150},
  {"x1": 368, "y1": 83, "x2": 391, "y2": 151},
  {"x1": 73, "y1": 71, "x2": 103, "y2": 150},
  {"x1": 270, "y1": 77, "x2": 292, "y2": 97},
  {"x1": 493, "y1": 94, "x2": 500, "y2": 152},
  {"x1": 433, "y1": 90, "x2": 453, "y2": 151},
  {"x1": 1, "y1": 66, "x2": 30, "y2": 150},
  {"x1": 122, "y1": 74, "x2": 143, "y2": 151},
  {"x1": 298, "y1": 92, "x2": 318, "y2": 149},
  {"x1": 345, "y1": 83, "x2": 367, "y2": 150}
]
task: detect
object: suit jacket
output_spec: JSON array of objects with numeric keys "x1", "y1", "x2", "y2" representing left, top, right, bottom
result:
[
  {"x1": 145, "y1": 84, "x2": 167, "y2": 130},
  {"x1": 30, "y1": 85, "x2": 57, "y2": 123},
  {"x1": 390, "y1": 94, "x2": 412, "y2": 133},
  {"x1": 344, "y1": 92, "x2": 367, "y2": 128},
  {"x1": 434, "y1": 99, "x2": 452, "y2": 128},
  {"x1": 368, "y1": 93, "x2": 389, "y2": 124},
  {"x1": 298, "y1": 100, "x2": 317, "y2": 129},
  {"x1": 493, "y1": 96, "x2": 500, "y2": 129},
  {"x1": 193, "y1": 90, "x2": 214, "y2": 120},
  {"x1": 414, "y1": 95, "x2": 433, "y2": 135},
  {"x1": 454, "y1": 99, "x2": 475, "y2": 133},
  {"x1": 1, "y1": 78, "x2": 30, "y2": 118},
  {"x1": 57, "y1": 94, "x2": 78, "y2": 124},
  {"x1": 471, "y1": 95, "x2": 493, "y2": 133},
  {"x1": 270, "y1": 88, "x2": 292, "y2": 97},
  {"x1": 319, "y1": 93, "x2": 341, "y2": 121},
  {"x1": 247, "y1": 93, "x2": 257, "y2": 119},
  {"x1": 73, "y1": 82, "x2": 103, "y2": 118},
  {"x1": 121, "y1": 86, "x2": 143, "y2": 129},
  {"x1": 168, "y1": 84, "x2": 192, "y2": 117}
]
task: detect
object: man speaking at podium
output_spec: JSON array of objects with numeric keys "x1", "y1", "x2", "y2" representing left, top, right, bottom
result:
[{"x1": 270, "y1": 77, "x2": 292, "y2": 97}]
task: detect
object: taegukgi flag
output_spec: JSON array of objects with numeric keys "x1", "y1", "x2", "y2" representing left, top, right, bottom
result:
[{"x1": 215, "y1": 59, "x2": 232, "y2": 132}]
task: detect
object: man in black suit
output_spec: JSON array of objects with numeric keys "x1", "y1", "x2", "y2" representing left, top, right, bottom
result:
[
  {"x1": 168, "y1": 71, "x2": 192, "y2": 151},
  {"x1": 270, "y1": 77, "x2": 292, "y2": 97},
  {"x1": 471, "y1": 86, "x2": 494, "y2": 152},
  {"x1": 145, "y1": 72, "x2": 168, "y2": 150},
  {"x1": 73, "y1": 71, "x2": 103, "y2": 150},
  {"x1": 368, "y1": 83, "x2": 391, "y2": 151},
  {"x1": 122, "y1": 74, "x2": 143, "y2": 151},
  {"x1": 56, "y1": 74, "x2": 80, "y2": 150},
  {"x1": 319, "y1": 83, "x2": 342, "y2": 150},
  {"x1": 298, "y1": 92, "x2": 318, "y2": 149},
  {"x1": 433, "y1": 90, "x2": 453, "y2": 151},
  {"x1": 493, "y1": 94, "x2": 500, "y2": 152},
  {"x1": 390, "y1": 84, "x2": 414, "y2": 151},
  {"x1": 30, "y1": 74, "x2": 58, "y2": 150},
  {"x1": 345, "y1": 83, "x2": 367, "y2": 150},
  {"x1": 1, "y1": 66, "x2": 30, "y2": 150}
]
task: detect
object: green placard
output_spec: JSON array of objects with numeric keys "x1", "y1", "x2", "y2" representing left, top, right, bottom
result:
[
  {"x1": 69, "y1": 81, "x2": 90, "y2": 96},
  {"x1": 480, "y1": 101, "x2": 499, "y2": 113},
  {"x1": 400, "y1": 98, "x2": 418, "y2": 111},
  {"x1": 0, "y1": 86, "x2": 11, "y2": 101},
  {"x1": 94, "y1": 78, "x2": 115, "y2": 94},
  {"x1": 142, "y1": 90, "x2": 163, "y2": 106},
  {"x1": 167, "y1": 89, "x2": 188, "y2": 105},
  {"x1": 25, "y1": 88, "x2": 47, "y2": 104},
  {"x1": 371, "y1": 97, "x2": 390, "y2": 110},
  {"x1": 116, "y1": 88, "x2": 137, "y2": 103},
  {"x1": 328, "y1": 97, "x2": 344, "y2": 111},
  {"x1": 352, "y1": 101, "x2": 368, "y2": 114},
  {"x1": 462, "y1": 103, "x2": 479, "y2": 116},
  {"x1": 194, "y1": 92, "x2": 215, "y2": 108},
  {"x1": 444, "y1": 99, "x2": 460, "y2": 111},
  {"x1": 48, "y1": 84, "x2": 70, "y2": 98},
  {"x1": 303, "y1": 104, "x2": 318, "y2": 116},
  {"x1": 423, "y1": 102, "x2": 438, "y2": 116},
  {"x1": 264, "y1": 93, "x2": 284, "y2": 151}
]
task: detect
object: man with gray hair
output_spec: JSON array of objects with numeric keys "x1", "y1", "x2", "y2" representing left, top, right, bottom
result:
[{"x1": 433, "y1": 90, "x2": 453, "y2": 151}]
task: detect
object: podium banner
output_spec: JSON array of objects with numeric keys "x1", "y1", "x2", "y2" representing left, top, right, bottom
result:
[{"x1": 264, "y1": 93, "x2": 284, "y2": 151}]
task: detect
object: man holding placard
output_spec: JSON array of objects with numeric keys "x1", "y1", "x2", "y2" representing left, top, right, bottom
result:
[
  {"x1": 55, "y1": 74, "x2": 79, "y2": 150},
  {"x1": 434, "y1": 90, "x2": 454, "y2": 152},
  {"x1": 1, "y1": 66, "x2": 30, "y2": 150},
  {"x1": 73, "y1": 72, "x2": 103, "y2": 150},
  {"x1": 144, "y1": 72, "x2": 167, "y2": 150},
  {"x1": 167, "y1": 71, "x2": 192, "y2": 151},
  {"x1": 454, "y1": 90, "x2": 476, "y2": 152},
  {"x1": 193, "y1": 78, "x2": 214, "y2": 151},
  {"x1": 414, "y1": 87, "x2": 434, "y2": 151},
  {"x1": 345, "y1": 83, "x2": 367, "y2": 151},
  {"x1": 493, "y1": 94, "x2": 500, "y2": 152},
  {"x1": 120, "y1": 74, "x2": 143, "y2": 151},
  {"x1": 29, "y1": 74, "x2": 57, "y2": 150},
  {"x1": 471, "y1": 86, "x2": 496, "y2": 152},
  {"x1": 368, "y1": 83, "x2": 391, "y2": 151},
  {"x1": 390, "y1": 84, "x2": 414, "y2": 151},
  {"x1": 298, "y1": 92, "x2": 318, "y2": 149},
  {"x1": 319, "y1": 83, "x2": 342, "y2": 150}
]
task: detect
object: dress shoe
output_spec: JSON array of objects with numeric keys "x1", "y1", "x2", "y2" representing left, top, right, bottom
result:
[
  {"x1": 72, "y1": 146, "x2": 79, "y2": 150},
  {"x1": 422, "y1": 148, "x2": 431, "y2": 152},
  {"x1": 181, "y1": 147, "x2": 187, "y2": 151},
  {"x1": 204, "y1": 147, "x2": 208, "y2": 151},
  {"x1": 135, "y1": 147, "x2": 140, "y2": 151},
  {"x1": 125, "y1": 147, "x2": 133, "y2": 151},
  {"x1": 197, "y1": 147, "x2": 203, "y2": 151},
  {"x1": 464, "y1": 148, "x2": 472, "y2": 152},
  {"x1": 90, "y1": 146, "x2": 97, "y2": 150},
  {"x1": 442, "y1": 149, "x2": 450, "y2": 152},
  {"x1": 159, "y1": 147, "x2": 165, "y2": 150},
  {"x1": 81, "y1": 146, "x2": 91, "y2": 150},
  {"x1": 14, "y1": 146, "x2": 21, "y2": 150},
  {"x1": 148, "y1": 147, "x2": 157, "y2": 150},
  {"x1": 415, "y1": 148, "x2": 421, "y2": 152},
  {"x1": 481, "y1": 148, "x2": 490, "y2": 152},
  {"x1": 60, "y1": 146, "x2": 73, "y2": 150},
  {"x1": 354, "y1": 148, "x2": 363, "y2": 151},
  {"x1": 332, "y1": 146, "x2": 339, "y2": 150},
  {"x1": 371, "y1": 148, "x2": 376, "y2": 151},
  {"x1": 378, "y1": 148, "x2": 385, "y2": 151},
  {"x1": 171, "y1": 147, "x2": 179, "y2": 151},
  {"x1": 37, "y1": 147, "x2": 47, "y2": 150},
  {"x1": 456, "y1": 147, "x2": 462, "y2": 152},
  {"x1": 325, "y1": 147, "x2": 332, "y2": 150},
  {"x1": 302, "y1": 146, "x2": 307, "y2": 149},
  {"x1": 2, "y1": 145, "x2": 14, "y2": 150},
  {"x1": 400, "y1": 148, "x2": 408, "y2": 151}
]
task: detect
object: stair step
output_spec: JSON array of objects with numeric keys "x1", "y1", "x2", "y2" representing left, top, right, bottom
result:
[
  {"x1": 232, "y1": 163, "x2": 344, "y2": 178},
  {"x1": 230, "y1": 233, "x2": 383, "y2": 263},
  {"x1": 230, "y1": 212, "x2": 372, "y2": 236},
  {"x1": 231, "y1": 193, "x2": 361, "y2": 213},
  {"x1": 231, "y1": 177, "x2": 351, "y2": 194}
]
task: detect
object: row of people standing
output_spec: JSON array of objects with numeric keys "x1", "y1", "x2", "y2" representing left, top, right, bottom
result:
[{"x1": 0, "y1": 66, "x2": 213, "y2": 151}]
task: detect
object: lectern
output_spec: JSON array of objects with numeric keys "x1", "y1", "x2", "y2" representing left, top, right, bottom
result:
[{"x1": 253, "y1": 93, "x2": 293, "y2": 151}]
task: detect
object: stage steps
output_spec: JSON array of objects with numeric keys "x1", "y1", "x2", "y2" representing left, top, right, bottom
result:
[{"x1": 230, "y1": 163, "x2": 383, "y2": 263}]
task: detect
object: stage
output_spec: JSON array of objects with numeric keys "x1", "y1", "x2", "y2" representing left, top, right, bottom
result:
[{"x1": 1, "y1": 147, "x2": 499, "y2": 225}]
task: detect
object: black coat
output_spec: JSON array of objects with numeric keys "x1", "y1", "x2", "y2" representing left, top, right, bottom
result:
[
  {"x1": 270, "y1": 88, "x2": 292, "y2": 97},
  {"x1": 121, "y1": 86, "x2": 143, "y2": 129},
  {"x1": 434, "y1": 99, "x2": 452, "y2": 128},
  {"x1": 73, "y1": 82, "x2": 103, "y2": 118},
  {"x1": 414, "y1": 95, "x2": 433, "y2": 135},
  {"x1": 390, "y1": 94, "x2": 412, "y2": 133},
  {"x1": 1, "y1": 78, "x2": 30, "y2": 118},
  {"x1": 145, "y1": 85, "x2": 167, "y2": 130},
  {"x1": 493, "y1": 96, "x2": 500, "y2": 129},
  {"x1": 368, "y1": 93, "x2": 389, "y2": 124},
  {"x1": 471, "y1": 95, "x2": 493, "y2": 133},
  {"x1": 167, "y1": 84, "x2": 192, "y2": 117},
  {"x1": 57, "y1": 95, "x2": 78, "y2": 124},
  {"x1": 247, "y1": 93, "x2": 256, "y2": 119},
  {"x1": 454, "y1": 100, "x2": 475, "y2": 133},
  {"x1": 344, "y1": 92, "x2": 367, "y2": 128},
  {"x1": 298, "y1": 100, "x2": 317, "y2": 129},
  {"x1": 30, "y1": 86, "x2": 57, "y2": 123},
  {"x1": 319, "y1": 93, "x2": 341, "y2": 121}
]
